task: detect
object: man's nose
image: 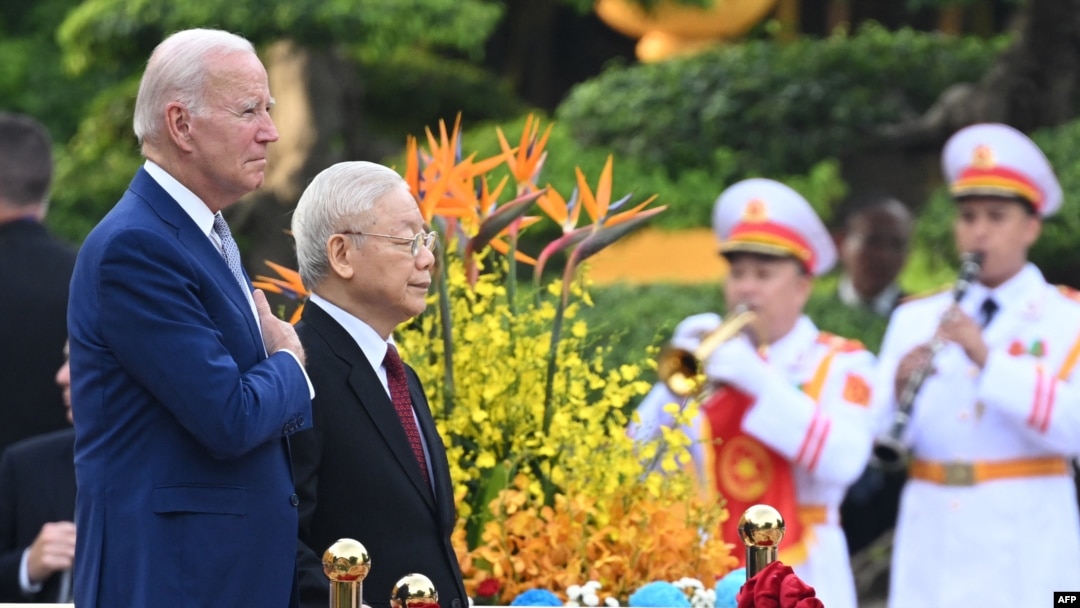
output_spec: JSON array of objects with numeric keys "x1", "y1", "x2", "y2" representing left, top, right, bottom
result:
[{"x1": 260, "y1": 115, "x2": 280, "y2": 143}]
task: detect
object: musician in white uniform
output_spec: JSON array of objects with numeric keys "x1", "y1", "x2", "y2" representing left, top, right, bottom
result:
[
  {"x1": 631, "y1": 178, "x2": 878, "y2": 608},
  {"x1": 878, "y1": 123, "x2": 1080, "y2": 608}
]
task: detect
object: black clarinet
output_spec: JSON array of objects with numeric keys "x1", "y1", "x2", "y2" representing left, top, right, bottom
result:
[{"x1": 870, "y1": 251, "x2": 984, "y2": 472}]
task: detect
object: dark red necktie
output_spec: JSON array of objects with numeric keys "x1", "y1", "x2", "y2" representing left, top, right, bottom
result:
[{"x1": 383, "y1": 344, "x2": 431, "y2": 489}]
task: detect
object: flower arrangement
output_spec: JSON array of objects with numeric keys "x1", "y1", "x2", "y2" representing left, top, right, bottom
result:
[{"x1": 258, "y1": 114, "x2": 738, "y2": 605}]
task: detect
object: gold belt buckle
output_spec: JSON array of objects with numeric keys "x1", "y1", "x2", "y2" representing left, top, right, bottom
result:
[{"x1": 941, "y1": 461, "x2": 976, "y2": 486}]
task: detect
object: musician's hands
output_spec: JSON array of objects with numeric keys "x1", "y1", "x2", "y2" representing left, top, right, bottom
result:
[
  {"x1": 937, "y1": 304, "x2": 989, "y2": 368},
  {"x1": 703, "y1": 335, "x2": 772, "y2": 397},
  {"x1": 670, "y1": 313, "x2": 721, "y2": 352},
  {"x1": 894, "y1": 344, "x2": 934, "y2": 402}
]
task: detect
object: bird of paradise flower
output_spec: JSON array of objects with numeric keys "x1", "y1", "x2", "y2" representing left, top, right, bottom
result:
[{"x1": 252, "y1": 259, "x2": 308, "y2": 324}]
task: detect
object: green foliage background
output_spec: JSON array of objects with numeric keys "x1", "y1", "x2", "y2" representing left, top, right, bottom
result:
[{"x1": 556, "y1": 23, "x2": 1007, "y2": 179}]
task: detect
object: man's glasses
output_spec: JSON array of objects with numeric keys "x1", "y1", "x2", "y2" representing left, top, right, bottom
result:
[{"x1": 338, "y1": 230, "x2": 438, "y2": 257}]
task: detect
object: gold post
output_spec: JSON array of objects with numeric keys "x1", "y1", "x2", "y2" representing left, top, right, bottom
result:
[
  {"x1": 737, "y1": 504, "x2": 785, "y2": 579},
  {"x1": 323, "y1": 538, "x2": 371, "y2": 608},
  {"x1": 391, "y1": 573, "x2": 440, "y2": 608}
]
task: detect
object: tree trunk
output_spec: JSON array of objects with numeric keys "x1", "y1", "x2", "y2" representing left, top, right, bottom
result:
[
  {"x1": 841, "y1": 0, "x2": 1080, "y2": 216},
  {"x1": 879, "y1": 0, "x2": 1080, "y2": 151}
]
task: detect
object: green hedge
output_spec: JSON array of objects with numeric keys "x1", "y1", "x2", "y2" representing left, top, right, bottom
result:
[
  {"x1": 449, "y1": 114, "x2": 849, "y2": 242},
  {"x1": 555, "y1": 23, "x2": 1006, "y2": 179}
]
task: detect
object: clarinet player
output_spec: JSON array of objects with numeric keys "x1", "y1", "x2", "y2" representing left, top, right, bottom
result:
[{"x1": 876, "y1": 123, "x2": 1080, "y2": 608}]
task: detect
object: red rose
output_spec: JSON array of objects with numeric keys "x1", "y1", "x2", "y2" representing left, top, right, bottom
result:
[
  {"x1": 477, "y1": 578, "x2": 501, "y2": 598},
  {"x1": 736, "y1": 561, "x2": 824, "y2": 608}
]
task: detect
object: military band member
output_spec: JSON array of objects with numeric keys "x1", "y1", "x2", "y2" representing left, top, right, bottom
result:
[
  {"x1": 631, "y1": 178, "x2": 877, "y2": 608},
  {"x1": 877, "y1": 123, "x2": 1080, "y2": 608}
]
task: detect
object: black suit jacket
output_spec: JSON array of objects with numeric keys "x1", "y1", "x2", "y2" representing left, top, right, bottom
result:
[
  {"x1": 294, "y1": 301, "x2": 467, "y2": 608},
  {"x1": 0, "y1": 220, "x2": 76, "y2": 454},
  {"x1": 0, "y1": 428, "x2": 76, "y2": 603}
]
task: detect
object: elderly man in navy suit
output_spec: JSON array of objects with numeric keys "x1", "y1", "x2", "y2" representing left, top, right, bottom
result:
[{"x1": 68, "y1": 28, "x2": 313, "y2": 608}]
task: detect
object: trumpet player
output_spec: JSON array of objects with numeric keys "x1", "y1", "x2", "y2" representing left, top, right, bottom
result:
[
  {"x1": 630, "y1": 178, "x2": 877, "y2": 608},
  {"x1": 877, "y1": 123, "x2": 1080, "y2": 608}
]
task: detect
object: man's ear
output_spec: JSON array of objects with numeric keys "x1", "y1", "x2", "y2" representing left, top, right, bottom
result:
[
  {"x1": 165, "y1": 102, "x2": 195, "y2": 152},
  {"x1": 326, "y1": 235, "x2": 355, "y2": 280}
]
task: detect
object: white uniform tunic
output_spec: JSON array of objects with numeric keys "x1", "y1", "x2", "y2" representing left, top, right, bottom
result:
[
  {"x1": 632, "y1": 314, "x2": 878, "y2": 608},
  {"x1": 877, "y1": 263, "x2": 1080, "y2": 608}
]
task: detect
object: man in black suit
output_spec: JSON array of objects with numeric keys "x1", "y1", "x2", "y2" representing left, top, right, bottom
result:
[
  {"x1": 291, "y1": 161, "x2": 466, "y2": 608},
  {"x1": 0, "y1": 113, "x2": 76, "y2": 454},
  {"x1": 0, "y1": 344, "x2": 76, "y2": 603}
]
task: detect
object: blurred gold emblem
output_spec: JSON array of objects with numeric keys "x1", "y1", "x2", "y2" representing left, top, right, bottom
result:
[
  {"x1": 743, "y1": 199, "x2": 769, "y2": 223},
  {"x1": 972, "y1": 144, "x2": 995, "y2": 169}
]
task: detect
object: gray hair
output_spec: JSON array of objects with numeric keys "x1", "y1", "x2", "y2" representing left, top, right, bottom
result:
[
  {"x1": 292, "y1": 161, "x2": 411, "y2": 289},
  {"x1": 133, "y1": 29, "x2": 255, "y2": 147}
]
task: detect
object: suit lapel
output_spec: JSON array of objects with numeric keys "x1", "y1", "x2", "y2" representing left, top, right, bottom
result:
[
  {"x1": 127, "y1": 169, "x2": 264, "y2": 352},
  {"x1": 304, "y1": 302, "x2": 438, "y2": 511}
]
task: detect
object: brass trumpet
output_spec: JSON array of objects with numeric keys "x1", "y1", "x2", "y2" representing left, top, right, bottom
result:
[{"x1": 657, "y1": 305, "x2": 765, "y2": 398}]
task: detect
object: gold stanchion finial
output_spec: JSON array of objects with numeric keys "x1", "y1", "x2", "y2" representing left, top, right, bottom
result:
[
  {"x1": 737, "y1": 504, "x2": 785, "y2": 579},
  {"x1": 323, "y1": 538, "x2": 371, "y2": 608},
  {"x1": 391, "y1": 573, "x2": 439, "y2": 608}
]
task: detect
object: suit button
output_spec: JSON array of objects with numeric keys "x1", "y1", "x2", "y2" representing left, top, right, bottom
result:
[
  {"x1": 282, "y1": 422, "x2": 293, "y2": 435},
  {"x1": 297, "y1": 416, "x2": 305, "y2": 426},
  {"x1": 290, "y1": 493, "x2": 300, "y2": 507},
  {"x1": 452, "y1": 599, "x2": 462, "y2": 608}
]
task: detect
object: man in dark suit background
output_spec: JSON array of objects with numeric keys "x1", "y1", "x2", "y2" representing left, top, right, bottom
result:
[
  {"x1": 832, "y1": 192, "x2": 914, "y2": 602},
  {"x1": 290, "y1": 161, "x2": 467, "y2": 608},
  {"x1": 68, "y1": 28, "x2": 313, "y2": 608},
  {"x1": 0, "y1": 113, "x2": 76, "y2": 455},
  {"x1": 832, "y1": 193, "x2": 913, "y2": 318},
  {"x1": 0, "y1": 343, "x2": 76, "y2": 603}
]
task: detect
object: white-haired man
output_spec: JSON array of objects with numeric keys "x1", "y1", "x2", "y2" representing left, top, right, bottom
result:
[
  {"x1": 290, "y1": 161, "x2": 467, "y2": 608},
  {"x1": 68, "y1": 29, "x2": 312, "y2": 608}
]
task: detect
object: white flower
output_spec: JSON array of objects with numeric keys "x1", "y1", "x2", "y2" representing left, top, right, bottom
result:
[
  {"x1": 603, "y1": 597, "x2": 620, "y2": 608},
  {"x1": 567, "y1": 585, "x2": 583, "y2": 600},
  {"x1": 583, "y1": 592, "x2": 600, "y2": 607}
]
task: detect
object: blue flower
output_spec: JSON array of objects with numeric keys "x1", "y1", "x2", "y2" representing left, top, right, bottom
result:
[
  {"x1": 510, "y1": 588, "x2": 563, "y2": 606},
  {"x1": 714, "y1": 568, "x2": 746, "y2": 608},
  {"x1": 628, "y1": 581, "x2": 690, "y2": 607}
]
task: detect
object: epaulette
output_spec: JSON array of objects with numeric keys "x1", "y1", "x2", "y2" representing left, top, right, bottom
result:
[
  {"x1": 1057, "y1": 284, "x2": 1080, "y2": 304},
  {"x1": 898, "y1": 283, "x2": 952, "y2": 305},
  {"x1": 816, "y1": 331, "x2": 866, "y2": 353}
]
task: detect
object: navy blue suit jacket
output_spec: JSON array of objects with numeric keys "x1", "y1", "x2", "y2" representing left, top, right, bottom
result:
[{"x1": 68, "y1": 168, "x2": 312, "y2": 608}]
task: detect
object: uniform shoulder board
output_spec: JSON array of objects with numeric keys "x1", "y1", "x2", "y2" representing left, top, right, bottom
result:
[
  {"x1": 899, "y1": 283, "x2": 951, "y2": 305},
  {"x1": 816, "y1": 331, "x2": 866, "y2": 353},
  {"x1": 1057, "y1": 284, "x2": 1080, "y2": 304}
]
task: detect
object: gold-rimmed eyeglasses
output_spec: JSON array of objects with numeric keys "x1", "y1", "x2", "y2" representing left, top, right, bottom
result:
[{"x1": 338, "y1": 230, "x2": 438, "y2": 257}]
